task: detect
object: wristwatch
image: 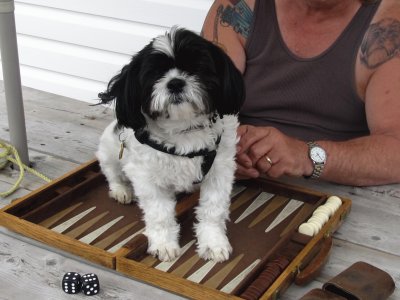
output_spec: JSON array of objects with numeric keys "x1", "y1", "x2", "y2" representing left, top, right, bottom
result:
[{"x1": 305, "y1": 141, "x2": 327, "y2": 179}]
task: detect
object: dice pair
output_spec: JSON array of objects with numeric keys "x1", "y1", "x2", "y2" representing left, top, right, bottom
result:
[{"x1": 62, "y1": 272, "x2": 100, "y2": 296}]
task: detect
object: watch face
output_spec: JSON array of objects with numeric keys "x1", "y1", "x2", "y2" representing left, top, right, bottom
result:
[{"x1": 310, "y1": 147, "x2": 326, "y2": 163}]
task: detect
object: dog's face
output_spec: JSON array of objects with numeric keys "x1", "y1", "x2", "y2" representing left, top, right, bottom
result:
[{"x1": 99, "y1": 27, "x2": 245, "y2": 130}]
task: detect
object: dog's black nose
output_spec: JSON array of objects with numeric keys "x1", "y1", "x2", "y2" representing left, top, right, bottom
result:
[{"x1": 167, "y1": 78, "x2": 186, "y2": 94}]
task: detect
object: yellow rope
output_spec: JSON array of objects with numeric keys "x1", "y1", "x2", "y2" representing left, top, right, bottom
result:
[{"x1": 0, "y1": 140, "x2": 51, "y2": 197}]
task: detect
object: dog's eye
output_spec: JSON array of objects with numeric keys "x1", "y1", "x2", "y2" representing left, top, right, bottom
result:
[
  {"x1": 175, "y1": 50, "x2": 214, "y2": 76},
  {"x1": 176, "y1": 56, "x2": 193, "y2": 72},
  {"x1": 176, "y1": 60, "x2": 205, "y2": 76},
  {"x1": 158, "y1": 59, "x2": 174, "y2": 72},
  {"x1": 147, "y1": 54, "x2": 174, "y2": 75}
]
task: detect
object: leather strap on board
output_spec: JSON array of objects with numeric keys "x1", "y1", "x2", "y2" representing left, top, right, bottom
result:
[{"x1": 295, "y1": 236, "x2": 333, "y2": 285}]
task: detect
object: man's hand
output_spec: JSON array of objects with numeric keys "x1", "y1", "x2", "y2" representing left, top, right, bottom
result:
[{"x1": 236, "y1": 125, "x2": 313, "y2": 179}]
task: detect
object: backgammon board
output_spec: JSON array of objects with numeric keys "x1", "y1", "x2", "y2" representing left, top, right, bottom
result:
[{"x1": 0, "y1": 159, "x2": 351, "y2": 300}]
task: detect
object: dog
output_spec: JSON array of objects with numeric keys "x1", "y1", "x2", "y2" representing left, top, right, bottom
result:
[{"x1": 96, "y1": 27, "x2": 244, "y2": 262}]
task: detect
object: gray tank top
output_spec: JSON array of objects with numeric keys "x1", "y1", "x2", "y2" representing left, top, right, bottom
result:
[{"x1": 240, "y1": 0, "x2": 380, "y2": 141}]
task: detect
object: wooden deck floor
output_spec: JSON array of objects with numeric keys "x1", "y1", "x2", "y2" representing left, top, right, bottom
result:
[{"x1": 1, "y1": 81, "x2": 399, "y2": 300}]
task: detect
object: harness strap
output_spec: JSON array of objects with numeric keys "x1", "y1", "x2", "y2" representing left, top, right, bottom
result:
[{"x1": 134, "y1": 129, "x2": 221, "y2": 182}]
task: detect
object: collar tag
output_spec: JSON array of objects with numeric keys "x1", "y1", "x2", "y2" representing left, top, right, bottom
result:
[
  {"x1": 119, "y1": 142, "x2": 125, "y2": 160},
  {"x1": 118, "y1": 129, "x2": 127, "y2": 160}
]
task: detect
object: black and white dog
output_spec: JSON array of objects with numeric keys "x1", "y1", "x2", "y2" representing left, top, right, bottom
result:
[{"x1": 96, "y1": 27, "x2": 244, "y2": 262}]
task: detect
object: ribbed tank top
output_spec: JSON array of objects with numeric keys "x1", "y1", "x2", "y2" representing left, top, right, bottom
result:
[{"x1": 240, "y1": 0, "x2": 380, "y2": 141}]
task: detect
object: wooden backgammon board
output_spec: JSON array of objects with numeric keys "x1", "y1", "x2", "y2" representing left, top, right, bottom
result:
[{"x1": 0, "y1": 159, "x2": 351, "y2": 300}]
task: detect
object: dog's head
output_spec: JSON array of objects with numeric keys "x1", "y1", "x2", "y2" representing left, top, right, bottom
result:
[{"x1": 99, "y1": 27, "x2": 245, "y2": 130}]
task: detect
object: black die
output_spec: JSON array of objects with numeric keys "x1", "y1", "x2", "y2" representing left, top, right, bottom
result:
[
  {"x1": 81, "y1": 273, "x2": 100, "y2": 296},
  {"x1": 62, "y1": 272, "x2": 82, "y2": 294}
]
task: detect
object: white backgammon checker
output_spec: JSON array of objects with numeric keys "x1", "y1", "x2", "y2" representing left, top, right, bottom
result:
[{"x1": 299, "y1": 196, "x2": 343, "y2": 236}]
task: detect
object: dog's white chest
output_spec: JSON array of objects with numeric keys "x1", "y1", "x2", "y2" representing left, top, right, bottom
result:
[{"x1": 122, "y1": 147, "x2": 204, "y2": 193}]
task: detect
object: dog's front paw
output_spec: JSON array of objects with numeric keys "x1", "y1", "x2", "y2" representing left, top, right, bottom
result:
[
  {"x1": 148, "y1": 241, "x2": 181, "y2": 262},
  {"x1": 197, "y1": 241, "x2": 232, "y2": 263},
  {"x1": 196, "y1": 230, "x2": 232, "y2": 262},
  {"x1": 109, "y1": 184, "x2": 134, "y2": 204}
]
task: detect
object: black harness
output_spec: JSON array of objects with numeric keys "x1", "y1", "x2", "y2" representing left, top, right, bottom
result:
[{"x1": 134, "y1": 129, "x2": 221, "y2": 183}]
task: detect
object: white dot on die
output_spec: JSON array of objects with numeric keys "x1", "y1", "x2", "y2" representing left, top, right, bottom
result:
[
  {"x1": 86, "y1": 292, "x2": 91, "y2": 295},
  {"x1": 94, "y1": 284, "x2": 97, "y2": 287}
]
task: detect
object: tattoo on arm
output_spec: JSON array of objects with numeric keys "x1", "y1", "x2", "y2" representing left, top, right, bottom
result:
[
  {"x1": 212, "y1": 0, "x2": 253, "y2": 49},
  {"x1": 360, "y1": 18, "x2": 400, "y2": 69}
]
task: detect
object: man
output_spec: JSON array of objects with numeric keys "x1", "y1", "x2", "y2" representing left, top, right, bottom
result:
[{"x1": 202, "y1": 0, "x2": 400, "y2": 186}]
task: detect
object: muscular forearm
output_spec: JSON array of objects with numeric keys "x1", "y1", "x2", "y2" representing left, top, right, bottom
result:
[
  {"x1": 236, "y1": 125, "x2": 400, "y2": 186},
  {"x1": 318, "y1": 135, "x2": 400, "y2": 186}
]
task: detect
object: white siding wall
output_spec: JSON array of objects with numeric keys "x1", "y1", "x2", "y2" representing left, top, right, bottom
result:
[{"x1": 0, "y1": 0, "x2": 213, "y2": 103}]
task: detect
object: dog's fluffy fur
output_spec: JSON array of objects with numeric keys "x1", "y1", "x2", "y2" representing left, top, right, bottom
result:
[{"x1": 96, "y1": 27, "x2": 244, "y2": 262}]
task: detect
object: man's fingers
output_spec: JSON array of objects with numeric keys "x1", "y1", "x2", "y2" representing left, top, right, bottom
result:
[
  {"x1": 238, "y1": 127, "x2": 271, "y2": 154},
  {"x1": 237, "y1": 125, "x2": 249, "y2": 137},
  {"x1": 236, "y1": 163, "x2": 260, "y2": 178},
  {"x1": 236, "y1": 153, "x2": 253, "y2": 168},
  {"x1": 247, "y1": 139, "x2": 273, "y2": 163}
]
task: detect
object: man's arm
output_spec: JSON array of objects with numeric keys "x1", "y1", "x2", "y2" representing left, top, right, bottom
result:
[
  {"x1": 203, "y1": 0, "x2": 259, "y2": 180},
  {"x1": 317, "y1": 11, "x2": 400, "y2": 185},
  {"x1": 202, "y1": 0, "x2": 255, "y2": 72}
]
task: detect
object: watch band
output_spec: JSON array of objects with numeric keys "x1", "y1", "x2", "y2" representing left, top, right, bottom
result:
[{"x1": 310, "y1": 161, "x2": 324, "y2": 179}]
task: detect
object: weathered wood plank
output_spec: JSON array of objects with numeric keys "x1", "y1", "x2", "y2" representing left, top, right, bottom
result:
[
  {"x1": 0, "y1": 181, "x2": 31, "y2": 207},
  {"x1": 0, "y1": 230, "x2": 186, "y2": 300},
  {"x1": 0, "y1": 150, "x2": 78, "y2": 208},
  {"x1": 1, "y1": 81, "x2": 114, "y2": 164}
]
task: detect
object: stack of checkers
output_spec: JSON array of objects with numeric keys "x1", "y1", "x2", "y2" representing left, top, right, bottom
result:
[
  {"x1": 240, "y1": 256, "x2": 290, "y2": 300},
  {"x1": 298, "y1": 196, "x2": 342, "y2": 236}
]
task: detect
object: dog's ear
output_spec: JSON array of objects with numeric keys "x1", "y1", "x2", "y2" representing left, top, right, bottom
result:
[
  {"x1": 98, "y1": 52, "x2": 146, "y2": 130},
  {"x1": 208, "y1": 43, "x2": 245, "y2": 116}
]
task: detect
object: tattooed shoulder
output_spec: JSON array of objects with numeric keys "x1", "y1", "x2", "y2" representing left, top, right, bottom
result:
[
  {"x1": 212, "y1": 0, "x2": 254, "y2": 48},
  {"x1": 360, "y1": 18, "x2": 400, "y2": 69}
]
